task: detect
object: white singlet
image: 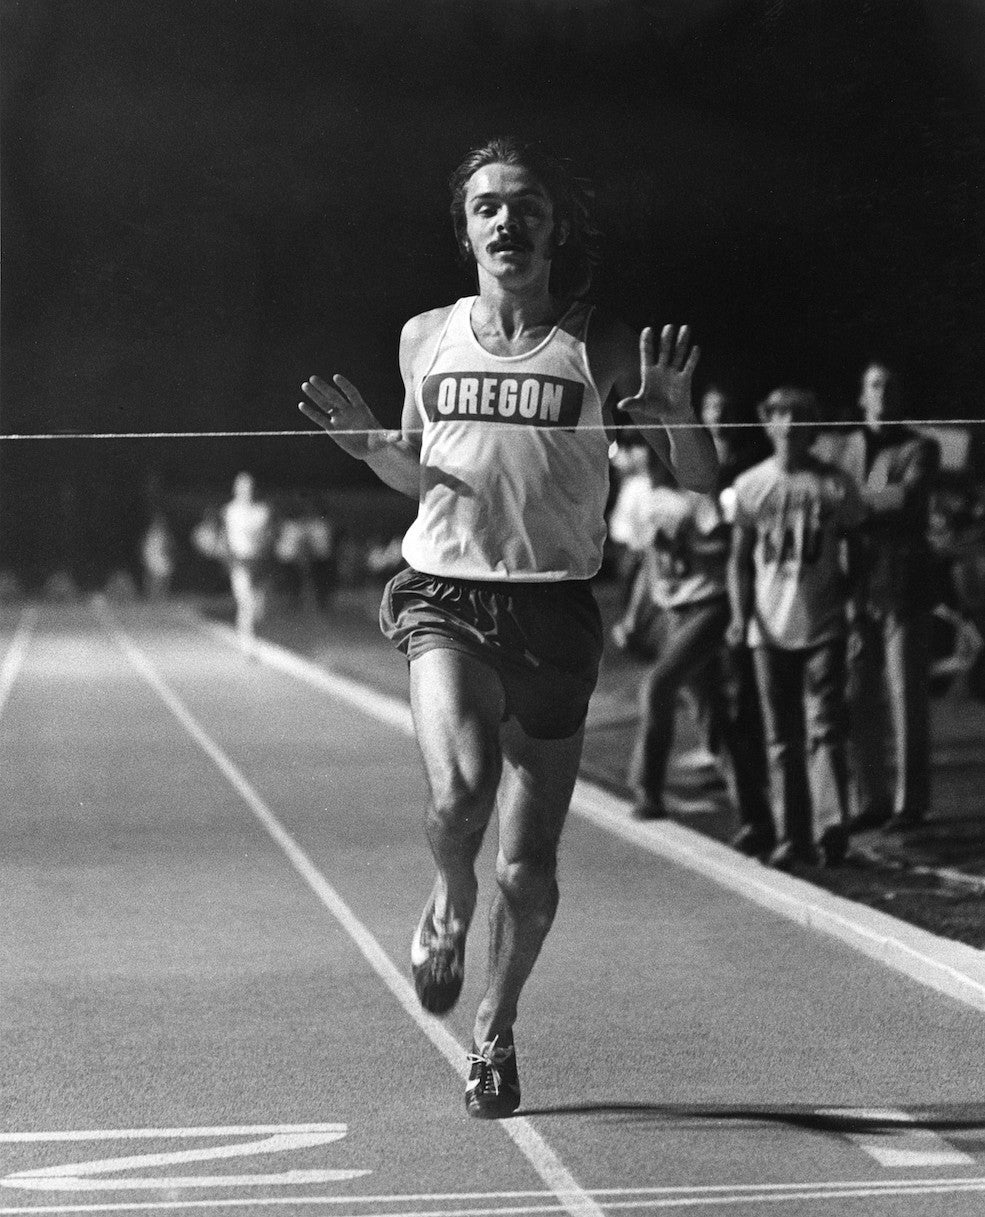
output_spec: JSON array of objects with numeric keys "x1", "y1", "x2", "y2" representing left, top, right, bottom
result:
[
  {"x1": 222, "y1": 500, "x2": 273, "y2": 563},
  {"x1": 401, "y1": 296, "x2": 609, "y2": 581}
]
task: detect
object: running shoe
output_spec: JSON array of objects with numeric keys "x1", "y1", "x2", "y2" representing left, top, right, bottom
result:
[
  {"x1": 465, "y1": 1031, "x2": 521, "y2": 1119},
  {"x1": 410, "y1": 896, "x2": 467, "y2": 1015}
]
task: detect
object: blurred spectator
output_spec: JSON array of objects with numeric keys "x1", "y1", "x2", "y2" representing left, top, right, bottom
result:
[
  {"x1": 845, "y1": 362, "x2": 940, "y2": 833},
  {"x1": 104, "y1": 570, "x2": 139, "y2": 601},
  {"x1": 221, "y1": 472, "x2": 275, "y2": 656},
  {"x1": 191, "y1": 509, "x2": 227, "y2": 563},
  {"x1": 701, "y1": 384, "x2": 775, "y2": 858},
  {"x1": 275, "y1": 512, "x2": 315, "y2": 612},
  {"x1": 140, "y1": 512, "x2": 176, "y2": 601},
  {"x1": 365, "y1": 535, "x2": 405, "y2": 579},
  {"x1": 43, "y1": 570, "x2": 80, "y2": 602},
  {"x1": 931, "y1": 479, "x2": 985, "y2": 700},
  {"x1": 614, "y1": 452, "x2": 774, "y2": 849},
  {"x1": 304, "y1": 506, "x2": 338, "y2": 609},
  {"x1": 700, "y1": 384, "x2": 768, "y2": 495},
  {"x1": 727, "y1": 387, "x2": 866, "y2": 869},
  {"x1": 606, "y1": 440, "x2": 653, "y2": 604}
]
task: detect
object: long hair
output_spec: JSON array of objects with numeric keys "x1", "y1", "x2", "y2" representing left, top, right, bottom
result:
[{"x1": 448, "y1": 137, "x2": 601, "y2": 300}]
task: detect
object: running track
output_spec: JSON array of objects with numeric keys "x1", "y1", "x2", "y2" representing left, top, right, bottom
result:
[{"x1": 2, "y1": 601, "x2": 985, "y2": 1216}]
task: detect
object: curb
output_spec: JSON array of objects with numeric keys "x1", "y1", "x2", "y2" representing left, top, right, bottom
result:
[{"x1": 193, "y1": 612, "x2": 985, "y2": 1017}]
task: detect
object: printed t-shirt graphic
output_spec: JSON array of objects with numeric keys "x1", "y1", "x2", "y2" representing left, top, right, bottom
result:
[
  {"x1": 639, "y1": 488, "x2": 728, "y2": 610},
  {"x1": 402, "y1": 296, "x2": 609, "y2": 582},
  {"x1": 733, "y1": 454, "x2": 866, "y2": 649}
]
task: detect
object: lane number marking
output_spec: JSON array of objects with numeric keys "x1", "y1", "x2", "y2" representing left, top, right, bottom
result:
[{"x1": 0, "y1": 1124, "x2": 370, "y2": 1191}]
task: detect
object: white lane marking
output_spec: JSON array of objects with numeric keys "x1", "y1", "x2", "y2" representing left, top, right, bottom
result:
[
  {"x1": 191, "y1": 616, "x2": 985, "y2": 1017},
  {"x1": 0, "y1": 1128, "x2": 352, "y2": 1143},
  {"x1": 192, "y1": 616, "x2": 414, "y2": 736},
  {"x1": 818, "y1": 1108, "x2": 976, "y2": 1168},
  {"x1": 5, "y1": 1175, "x2": 363, "y2": 1194},
  {"x1": 95, "y1": 605, "x2": 603, "y2": 1217},
  {"x1": 1, "y1": 1176, "x2": 985, "y2": 1212},
  {"x1": 0, "y1": 605, "x2": 37, "y2": 719},
  {"x1": 1, "y1": 1126, "x2": 368, "y2": 1192}
]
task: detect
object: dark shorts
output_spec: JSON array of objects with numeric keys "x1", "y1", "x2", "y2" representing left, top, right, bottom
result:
[{"x1": 380, "y1": 567, "x2": 603, "y2": 740}]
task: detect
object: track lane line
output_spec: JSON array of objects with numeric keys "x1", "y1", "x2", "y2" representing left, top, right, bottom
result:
[
  {"x1": 189, "y1": 613, "x2": 985, "y2": 1016},
  {"x1": 2, "y1": 1176, "x2": 985, "y2": 1212},
  {"x1": 92, "y1": 602, "x2": 604, "y2": 1217},
  {"x1": 0, "y1": 605, "x2": 37, "y2": 719}
]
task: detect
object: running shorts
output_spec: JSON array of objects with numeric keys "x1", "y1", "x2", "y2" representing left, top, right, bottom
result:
[{"x1": 380, "y1": 567, "x2": 603, "y2": 739}]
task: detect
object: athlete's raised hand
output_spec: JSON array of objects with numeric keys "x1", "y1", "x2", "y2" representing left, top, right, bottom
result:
[
  {"x1": 617, "y1": 325, "x2": 700, "y2": 426},
  {"x1": 298, "y1": 374, "x2": 389, "y2": 460}
]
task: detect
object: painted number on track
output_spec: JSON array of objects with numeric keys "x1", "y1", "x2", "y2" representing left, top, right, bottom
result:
[{"x1": 0, "y1": 1124, "x2": 371, "y2": 1191}]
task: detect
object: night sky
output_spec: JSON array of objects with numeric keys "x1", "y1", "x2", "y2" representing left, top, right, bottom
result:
[{"x1": 2, "y1": 0, "x2": 985, "y2": 583}]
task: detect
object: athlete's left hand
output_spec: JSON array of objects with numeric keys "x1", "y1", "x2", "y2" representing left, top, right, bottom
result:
[{"x1": 617, "y1": 325, "x2": 700, "y2": 425}]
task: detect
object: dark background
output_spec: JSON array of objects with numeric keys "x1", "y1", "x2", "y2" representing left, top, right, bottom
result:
[{"x1": 2, "y1": 0, "x2": 985, "y2": 587}]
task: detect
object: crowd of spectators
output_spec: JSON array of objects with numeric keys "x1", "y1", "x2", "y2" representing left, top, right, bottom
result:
[{"x1": 607, "y1": 362, "x2": 985, "y2": 870}]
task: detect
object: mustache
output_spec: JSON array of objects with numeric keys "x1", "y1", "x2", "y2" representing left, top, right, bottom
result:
[{"x1": 488, "y1": 235, "x2": 532, "y2": 253}]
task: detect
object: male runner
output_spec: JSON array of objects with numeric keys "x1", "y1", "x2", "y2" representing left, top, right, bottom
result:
[
  {"x1": 298, "y1": 138, "x2": 717, "y2": 1118},
  {"x1": 221, "y1": 471, "x2": 275, "y2": 656}
]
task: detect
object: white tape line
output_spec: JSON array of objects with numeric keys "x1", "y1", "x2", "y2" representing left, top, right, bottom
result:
[{"x1": 94, "y1": 604, "x2": 603, "y2": 1217}]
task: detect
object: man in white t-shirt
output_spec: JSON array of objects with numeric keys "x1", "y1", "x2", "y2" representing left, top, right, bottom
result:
[{"x1": 727, "y1": 388, "x2": 866, "y2": 869}]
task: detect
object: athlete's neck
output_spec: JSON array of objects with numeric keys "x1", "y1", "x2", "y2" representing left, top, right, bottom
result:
[{"x1": 471, "y1": 278, "x2": 562, "y2": 343}]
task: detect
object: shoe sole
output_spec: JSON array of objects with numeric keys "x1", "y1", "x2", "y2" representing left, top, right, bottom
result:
[
  {"x1": 410, "y1": 899, "x2": 466, "y2": 1015},
  {"x1": 466, "y1": 1089, "x2": 521, "y2": 1119}
]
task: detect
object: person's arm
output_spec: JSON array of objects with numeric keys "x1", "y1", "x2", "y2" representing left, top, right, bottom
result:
[
  {"x1": 864, "y1": 436, "x2": 940, "y2": 522},
  {"x1": 298, "y1": 315, "x2": 432, "y2": 500},
  {"x1": 726, "y1": 519, "x2": 755, "y2": 648},
  {"x1": 599, "y1": 321, "x2": 718, "y2": 493}
]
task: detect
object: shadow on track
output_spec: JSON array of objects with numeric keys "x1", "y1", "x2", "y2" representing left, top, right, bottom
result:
[{"x1": 515, "y1": 1101, "x2": 985, "y2": 1135}]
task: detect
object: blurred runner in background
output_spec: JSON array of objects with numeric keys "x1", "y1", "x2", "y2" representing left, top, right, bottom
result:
[{"x1": 221, "y1": 472, "x2": 275, "y2": 656}]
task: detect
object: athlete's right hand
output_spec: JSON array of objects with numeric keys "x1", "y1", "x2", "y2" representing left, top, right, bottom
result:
[{"x1": 299, "y1": 374, "x2": 388, "y2": 460}]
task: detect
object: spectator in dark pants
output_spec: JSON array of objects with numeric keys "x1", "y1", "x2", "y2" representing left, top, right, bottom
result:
[
  {"x1": 728, "y1": 388, "x2": 866, "y2": 869},
  {"x1": 701, "y1": 384, "x2": 774, "y2": 856},
  {"x1": 615, "y1": 454, "x2": 773, "y2": 848},
  {"x1": 845, "y1": 362, "x2": 940, "y2": 833}
]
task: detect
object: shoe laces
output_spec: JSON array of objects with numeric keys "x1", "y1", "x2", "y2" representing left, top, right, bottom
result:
[{"x1": 467, "y1": 1036, "x2": 514, "y2": 1096}]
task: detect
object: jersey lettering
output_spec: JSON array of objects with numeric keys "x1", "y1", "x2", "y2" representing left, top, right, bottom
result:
[
  {"x1": 423, "y1": 373, "x2": 584, "y2": 427},
  {"x1": 760, "y1": 523, "x2": 823, "y2": 569}
]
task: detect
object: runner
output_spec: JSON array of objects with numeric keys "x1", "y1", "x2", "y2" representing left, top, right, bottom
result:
[
  {"x1": 298, "y1": 138, "x2": 717, "y2": 1118},
  {"x1": 221, "y1": 472, "x2": 275, "y2": 657}
]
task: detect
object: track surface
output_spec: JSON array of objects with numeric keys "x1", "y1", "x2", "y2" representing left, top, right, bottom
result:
[{"x1": 2, "y1": 601, "x2": 985, "y2": 1216}]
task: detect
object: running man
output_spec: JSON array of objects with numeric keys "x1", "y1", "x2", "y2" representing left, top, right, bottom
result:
[
  {"x1": 298, "y1": 138, "x2": 717, "y2": 1118},
  {"x1": 221, "y1": 471, "x2": 275, "y2": 656}
]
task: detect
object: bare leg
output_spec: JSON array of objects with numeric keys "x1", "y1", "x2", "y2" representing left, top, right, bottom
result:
[
  {"x1": 230, "y1": 564, "x2": 258, "y2": 654},
  {"x1": 473, "y1": 719, "x2": 584, "y2": 1046},
  {"x1": 409, "y1": 649, "x2": 506, "y2": 935}
]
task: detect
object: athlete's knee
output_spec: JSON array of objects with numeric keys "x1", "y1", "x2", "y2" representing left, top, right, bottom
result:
[
  {"x1": 427, "y1": 752, "x2": 501, "y2": 837},
  {"x1": 495, "y1": 853, "x2": 559, "y2": 920}
]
